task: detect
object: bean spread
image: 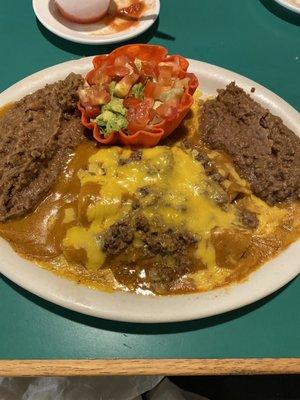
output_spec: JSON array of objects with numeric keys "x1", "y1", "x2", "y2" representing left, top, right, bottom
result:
[
  {"x1": 0, "y1": 73, "x2": 85, "y2": 221},
  {"x1": 201, "y1": 82, "x2": 300, "y2": 205}
]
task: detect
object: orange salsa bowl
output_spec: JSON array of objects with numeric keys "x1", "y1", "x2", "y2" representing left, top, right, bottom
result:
[{"x1": 78, "y1": 44, "x2": 199, "y2": 147}]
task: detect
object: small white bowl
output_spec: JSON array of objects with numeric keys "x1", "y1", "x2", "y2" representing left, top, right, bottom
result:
[
  {"x1": 32, "y1": 0, "x2": 160, "y2": 45},
  {"x1": 55, "y1": 0, "x2": 111, "y2": 24}
]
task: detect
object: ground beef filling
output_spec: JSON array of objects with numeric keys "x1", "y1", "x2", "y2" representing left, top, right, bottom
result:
[
  {"x1": 0, "y1": 73, "x2": 85, "y2": 221},
  {"x1": 201, "y1": 82, "x2": 300, "y2": 205},
  {"x1": 181, "y1": 139, "x2": 259, "y2": 228},
  {"x1": 238, "y1": 209, "x2": 259, "y2": 229},
  {"x1": 102, "y1": 214, "x2": 201, "y2": 294}
]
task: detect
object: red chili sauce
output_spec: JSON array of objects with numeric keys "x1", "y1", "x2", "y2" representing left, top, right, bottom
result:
[{"x1": 102, "y1": 1, "x2": 146, "y2": 33}]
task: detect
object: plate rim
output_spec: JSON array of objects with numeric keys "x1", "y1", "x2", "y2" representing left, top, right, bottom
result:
[
  {"x1": 32, "y1": 0, "x2": 160, "y2": 45},
  {"x1": 0, "y1": 56, "x2": 299, "y2": 323},
  {"x1": 273, "y1": 0, "x2": 300, "y2": 14}
]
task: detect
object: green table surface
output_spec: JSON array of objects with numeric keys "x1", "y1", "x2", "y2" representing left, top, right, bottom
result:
[{"x1": 0, "y1": 0, "x2": 300, "y2": 360}]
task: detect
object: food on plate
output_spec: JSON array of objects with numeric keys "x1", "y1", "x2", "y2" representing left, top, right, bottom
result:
[
  {"x1": 0, "y1": 73, "x2": 84, "y2": 222},
  {"x1": 0, "y1": 57, "x2": 299, "y2": 295},
  {"x1": 55, "y1": 0, "x2": 111, "y2": 24},
  {"x1": 78, "y1": 44, "x2": 198, "y2": 146},
  {"x1": 201, "y1": 83, "x2": 300, "y2": 205}
]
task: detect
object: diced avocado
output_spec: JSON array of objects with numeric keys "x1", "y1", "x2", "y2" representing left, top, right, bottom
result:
[
  {"x1": 103, "y1": 97, "x2": 127, "y2": 116},
  {"x1": 94, "y1": 97, "x2": 128, "y2": 137},
  {"x1": 98, "y1": 109, "x2": 114, "y2": 122},
  {"x1": 109, "y1": 81, "x2": 116, "y2": 96},
  {"x1": 131, "y1": 82, "x2": 144, "y2": 99},
  {"x1": 158, "y1": 87, "x2": 184, "y2": 102},
  {"x1": 134, "y1": 58, "x2": 142, "y2": 72},
  {"x1": 95, "y1": 110, "x2": 128, "y2": 137}
]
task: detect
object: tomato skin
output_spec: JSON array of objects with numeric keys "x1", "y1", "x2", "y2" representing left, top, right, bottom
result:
[
  {"x1": 144, "y1": 81, "x2": 156, "y2": 98},
  {"x1": 84, "y1": 105, "x2": 101, "y2": 118},
  {"x1": 113, "y1": 55, "x2": 131, "y2": 67},
  {"x1": 157, "y1": 64, "x2": 173, "y2": 85},
  {"x1": 117, "y1": 72, "x2": 140, "y2": 94},
  {"x1": 103, "y1": 65, "x2": 130, "y2": 77},
  {"x1": 79, "y1": 86, "x2": 111, "y2": 106},
  {"x1": 186, "y1": 72, "x2": 199, "y2": 94},
  {"x1": 86, "y1": 66, "x2": 111, "y2": 85},
  {"x1": 127, "y1": 98, "x2": 154, "y2": 133},
  {"x1": 123, "y1": 97, "x2": 141, "y2": 108},
  {"x1": 156, "y1": 97, "x2": 179, "y2": 121},
  {"x1": 140, "y1": 61, "x2": 158, "y2": 81}
]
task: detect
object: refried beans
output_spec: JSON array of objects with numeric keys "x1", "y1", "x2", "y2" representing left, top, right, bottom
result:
[
  {"x1": 201, "y1": 82, "x2": 300, "y2": 205},
  {"x1": 0, "y1": 73, "x2": 85, "y2": 221}
]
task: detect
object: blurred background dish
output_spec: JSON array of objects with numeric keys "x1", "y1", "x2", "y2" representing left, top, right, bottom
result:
[
  {"x1": 273, "y1": 0, "x2": 300, "y2": 14},
  {"x1": 32, "y1": 0, "x2": 160, "y2": 45},
  {"x1": 55, "y1": 0, "x2": 111, "y2": 24}
]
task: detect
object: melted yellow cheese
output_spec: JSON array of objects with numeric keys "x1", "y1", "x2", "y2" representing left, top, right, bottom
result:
[
  {"x1": 62, "y1": 208, "x2": 76, "y2": 224},
  {"x1": 63, "y1": 145, "x2": 239, "y2": 271}
]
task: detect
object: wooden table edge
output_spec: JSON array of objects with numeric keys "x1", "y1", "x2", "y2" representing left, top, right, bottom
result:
[{"x1": 0, "y1": 359, "x2": 299, "y2": 376}]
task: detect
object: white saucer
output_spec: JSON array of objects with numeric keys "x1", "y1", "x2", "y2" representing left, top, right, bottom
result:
[
  {"x1": 274, "y1": 0, "x2": 300, "y2": 14},
  {"x1": 32, "y1": 0, "x2": 160, "y2": 45}
]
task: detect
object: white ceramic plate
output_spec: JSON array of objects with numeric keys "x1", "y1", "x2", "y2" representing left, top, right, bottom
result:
[
  {"x1": 0, "y1": 57, "x2": 299, "y2": 323},
  {"x1": 32, "y1": 0, "x2": 160, "y2": 44},
  {"x1": 273, "y1": 0, "x2": 300, "y2": 14}
]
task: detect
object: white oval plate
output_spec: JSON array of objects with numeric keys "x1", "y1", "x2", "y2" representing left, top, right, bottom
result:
[
  {"x1": 0, "y1": 57, "x2": 299, "y2": 323},
  {"x1": 32, "y1": 0, "x2": 160, "y2": 45},
  {"x1": 273, "y1": 0, "x2": 300, "y2": 14}
]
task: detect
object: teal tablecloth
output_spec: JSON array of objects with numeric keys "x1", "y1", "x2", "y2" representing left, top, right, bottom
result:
[{"x1": 0, "y1": 0, "x2": 299, "y2": 359}]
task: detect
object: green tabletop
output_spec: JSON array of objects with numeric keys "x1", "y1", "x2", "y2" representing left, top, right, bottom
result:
[{"x1": 1, "y1": 0, "x2": 300, "y2": 360}]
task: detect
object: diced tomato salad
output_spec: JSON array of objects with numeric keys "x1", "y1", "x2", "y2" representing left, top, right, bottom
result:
[{"x1": 78, "y1": 44, "x2": 198, "y2": 146}]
